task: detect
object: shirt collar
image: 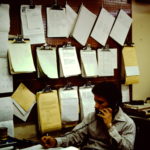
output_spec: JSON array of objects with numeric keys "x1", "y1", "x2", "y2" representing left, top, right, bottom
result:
[{"x1": 113, "y1": 107, "x2": 126, "y2": 122}]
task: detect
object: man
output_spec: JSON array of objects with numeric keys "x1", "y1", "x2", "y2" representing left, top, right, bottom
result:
[{"x1": 41, "y1": 81, "x2": 136, "y2": 150}]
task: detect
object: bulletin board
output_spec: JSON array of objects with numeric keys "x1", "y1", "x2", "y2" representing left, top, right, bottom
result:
[{"x1": 0, "y1": 0, "x2": 132, "y2": 125}]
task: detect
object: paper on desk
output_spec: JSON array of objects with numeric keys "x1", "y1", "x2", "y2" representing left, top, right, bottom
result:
[
  {"x1": 72, "y1": 4, "x2": 96, "y2": 46},
  {"x1": 0, "y1": 58, "x2": 13, "y2": 94},
  {"x1": 21, "y1": 144, "x2": 79, "y2": 150},
  {"x1": 11, "y1": 83, "x2": 36, "y2": 112},
  {"x1": 91, "y1": 8, "x2": 115, "y2": 46}
]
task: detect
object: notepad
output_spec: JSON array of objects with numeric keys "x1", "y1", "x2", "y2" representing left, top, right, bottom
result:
[
  {"x1": 72, "y1": 4, "x2": 96, "y2": 46},
  {"x1": 36, "y1": 47, "x2": 58, "y2": 79},
  {"x1": 8, "y1": 39, "x2": 36, "y2": 74},
  {"x1": 37, "y1": 90, "x2": 62, "y2": 134}
]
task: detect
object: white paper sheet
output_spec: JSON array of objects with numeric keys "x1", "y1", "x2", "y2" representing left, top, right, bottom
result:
[
  {"x1": 20, "y1": 5, "x2": 45, "y2": 44},
  {"x1": 0, "y1": 32, "x2": 9, "y2": 57},
  {"x1": 80, "y1": 50, "x2": 98, "y2": 77},
  {"x1": 121, "y1": 84, "x2": 130, "y2": 103},
  {"x1": 58, "y1": 46, "x2": 81, "y2": 77},
  {"x1": 79, "y1": 86, "x2": 95, "y2": 120},
  {"x1": 21, "y1": 144, "x2": 79, "y2": 150},
  {"x1": 0, "y1": 97, "x2": 13, "y2": 121},
  {"x1": 66, "y1": 3, "x2": 77, "y2": 37},
  {"x1": 47, "y1": 8, "x2": 68, "y2": 37},
  {"x1": 0, "y1": 4, "x2": 10, "y2": 32},
  {"x1": 91, "y1": 8, "x2": 115, "y2": 46},
  {"x1": 72, "y1": 4, "x2": 96, "y2": 46},
  {"x1": 0, "y1": 97, "x2": 14, "y2": 137},
  {"x1": 59, "y1": 87, "x2": 79, "y2": 122},
  {"x1": 110, "y1": 9, "x2": 133, "y2": 46},
  {"x1": 125, "y1": 66, "x2": 140, "y2": 76},
  {"x1": 97, "y1": 48, "x2": 117, "y2": 76},
  {"x1": 0, "y1": 58, "x2": 13, "y2": 93},
  {"x1": 36, "y1": 47, "x2": 58, "y2": 78}
]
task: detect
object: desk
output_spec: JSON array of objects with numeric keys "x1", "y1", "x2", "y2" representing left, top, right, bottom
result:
[{"x1": 129, "y1": 115, "x2": 150, "y2": 150}]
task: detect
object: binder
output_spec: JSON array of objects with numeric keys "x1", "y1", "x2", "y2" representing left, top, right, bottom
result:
[{"x1": 37, "y1": 89, "x2": 62, "y2": 134}]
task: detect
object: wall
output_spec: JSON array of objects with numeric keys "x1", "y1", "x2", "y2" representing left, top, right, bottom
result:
[{"x1": 132, "y1": 1, "x2": 150, "y2": 100}]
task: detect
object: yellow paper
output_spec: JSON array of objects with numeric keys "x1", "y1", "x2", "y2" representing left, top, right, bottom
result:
[
  {"x1": 11, "y1": 83, "x2": 36, "y2": 112},
  {"x1": 37, "y1": 90, "x2": 62, "y2": 134},
  {"x1": 122, "y1": 46, "x2": 140, "y2": 85}
]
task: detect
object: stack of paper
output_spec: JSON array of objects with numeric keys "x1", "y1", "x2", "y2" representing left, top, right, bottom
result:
[
  {"x1": 20, "y1": 5, "x2": 45, "y2": 44},
  {"x1": 72, "y1": 4, "x2": 96, "y2": 46},
  {"x1": 80, "y1": 49, "x2": 98, "y2": 77},
  {"x1": 110, "y1": 9, "x2": 133, "y2": 46},
  {"x1": 58, "y1": 86, "x2": 79, "y2": 123},
  {"x1": 11, "y1": 83, "x2": 36, "y2": 122},
  {"x1": 122, "y1": 46, "x2": 140, "y2": 85},
  {"x1": 0, "y1": 97, "x2": 14, "y2": 137},
  {"x1": 37, "y1": 90, "x2": 62, "y2": 134},
  {"x1": 58, "y1": 46, "x2": 81, "y2": 77},
  {"x1": 0, "y1": 58, "x2": 13, "y2": 94},
  {"x1": 97, "y1": 48, "x2": 117, "y2": 76},
  {"x1": 8, "y1": 39, "x2": 36, "y2": 74},
  {"x1": 79, "y1": 86, "x2": 95, "y2": 120},
  {"x1": 0, "y1": 4, "x2": 10, "y2": 57},
  {"x1": 36, "y1": 47, "x2": 58, "y2": 79}
]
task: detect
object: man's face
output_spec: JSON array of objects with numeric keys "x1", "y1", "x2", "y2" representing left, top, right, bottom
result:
[{"x1": 94, "y1": 95, "x2": 109, "y2": 111}]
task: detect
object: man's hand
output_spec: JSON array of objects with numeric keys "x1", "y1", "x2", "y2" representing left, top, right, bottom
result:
[
  {"x1": 41, "y1": 136, "x2": 57, "y2": 148},
  {"x1": 97, "y1": 108, "x2": 112, "y2": 128}
]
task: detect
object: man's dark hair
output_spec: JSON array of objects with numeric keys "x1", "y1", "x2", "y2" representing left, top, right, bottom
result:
[{"x1": 92, "y1": 81, "x2": 122, "y2": 110}]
